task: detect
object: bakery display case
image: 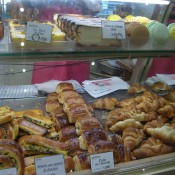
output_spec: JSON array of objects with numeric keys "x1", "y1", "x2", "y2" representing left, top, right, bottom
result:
[{"x1": 0, "y1": 0, "x2": 175, "y2": 175}]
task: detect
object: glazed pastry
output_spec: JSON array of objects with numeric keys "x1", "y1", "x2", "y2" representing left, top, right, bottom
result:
[
  {"x1": 132, "y1": 137, "x2": 175, "y2": 159},
  {"x1": 158, "y1": 103, "x2": 175, "y2": 118},
  {"x1": 58, "y1": 90, "x2": 81, "y2": 104},
  {"x1": 66, "y1": 137, "x2": 83, "y2": 156},
  {"x1": 53, "y1": 116, "x2": 70, "y2": 132},
  {"x1": 75, "y1": 117, "x2": 102, "y2": 135},
  {"x1": 50, "y1": 107, "x2": 67, "y2": 118},
  {"x1": 56, "y1": 82, "x2": 75, "y2": 94},
  {"x1": 0, "y1": 155, "x2": 15, "y2": 169},
  {"x1": 109, "y1": 119, "x2": 143, "y2": 132},
  {"x1": 92, "y1": 97, "x2": 118, "y2": 110},
  {"x1": 146, "y1": 126, "x2": 175, "y2": 145},
  {"x1": 18, "y1": 135, "x2": 70, "y2": 155},
  {"x1": 58, "y1": 126, "x2": 77, "y2": 142},
  {"x1": 73, "y1": 152, "x2": 90, "y2": 171},
  {"x1": 64, "y1": 156, "x2": 75, "y2": 173},
  {"x1": 88, "y1": 140, "x2": 116, "y2": 154},
  {"x1": 46, "y1": 100, "x2": 61, "y2": 113},
  {"x1": 17, "y1": 119, "x2": 47, "y2": 136},
  {"x1": 64, "y1": 96, "x2": 85, "y2": 105},
  {"x1": 0, "y1": 122, "x2": 18, "y2": 140},
  {"x1": 0, "y1": 139, "x2": 24, "y2": 175},
  {"x1": 79, "y1": 129, "x2": 107, "y2": 150},
  {"x1": 151, "y1": 81, "x2": 171, "y2": 92},
  {"x1": 64, "y1": 103, "x2": 93, "y2": 123},
  {"x1": 0, "y1": 106, "x2": 15, "y2": 124},
  {"x1": 46, "y1": 92, "x2": 58, "y2": 102},
  {"x1": 23, "y1": 111, "x2": 53, "y2": 129},
  {"x1": 122, "y1": 127, "x2": 144, "y2": 151},
  {"x1": 114, "y1": 144, "x2": 132, "y2": 163},
  {"x1": 128, "y1": 83, "x2": 146, "y2": 94}
]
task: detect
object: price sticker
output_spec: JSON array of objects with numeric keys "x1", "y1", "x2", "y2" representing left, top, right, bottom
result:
[
  {"x1": 26, "y1": 21, "x2": 52, "y2": 43},
  {"x1": 102, "y1": 20, "x2": 126, "y2": 40},
  {"x1": 0, "y1": 167, "x2": 17, "y2": 175},
  {"x1": 35, "y1": 155, "x2": 66, "y2": 175},
  {"x1": 90, "y1": 152, "x2": 114, "y2": 173}
]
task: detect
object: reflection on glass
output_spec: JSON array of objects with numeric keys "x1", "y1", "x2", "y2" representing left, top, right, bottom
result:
[{"x1": 20, "y1": 42, "x2": 25, "y2": 47}]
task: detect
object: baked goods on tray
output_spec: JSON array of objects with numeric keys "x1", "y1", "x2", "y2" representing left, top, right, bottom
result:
[{"x1": 1, "y1": 82, "x2": 175, "y2": 174}]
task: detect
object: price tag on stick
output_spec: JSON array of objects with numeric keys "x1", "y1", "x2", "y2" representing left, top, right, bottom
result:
[
  {"x1": 35, "y1": 155, "x2": 66, "y2": 175},
  {"x1": 0, "y1": 167, "x2": 17, "y2": 175},
  {"x1": 90, "y1": 152, "x2": 114, "y2": 173},
  {"x1": 26, "y1": 21, "x2": 52, "y2": 43},
  {"x1": 102, "y1": 20, "x2": 126, "y2": 40}
]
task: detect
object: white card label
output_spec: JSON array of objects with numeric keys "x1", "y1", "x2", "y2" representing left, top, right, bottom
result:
[
  {"x1": 26, "y1": 21, "x2": 52, "y2": 43},
  {"x1": 0, "y1": 167, "x2": 17, "y2": 175},
  {"x1": 90, "y1": 152, "x2": 114, "y2": 173},
  {"x1": 102, "y1": 20, "x2": 126, "y2": 40},
  {"x1": 35, "y1": 155, "x2": 66, "y2": 175}
]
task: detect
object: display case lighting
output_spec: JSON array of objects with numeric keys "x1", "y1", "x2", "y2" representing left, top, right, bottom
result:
[
  {"x1": 20, "y1": 8, "x2": 24, "y2": 12},
  {"x1": 106, "y1": 0, "x2": 170, "y2": 5}
]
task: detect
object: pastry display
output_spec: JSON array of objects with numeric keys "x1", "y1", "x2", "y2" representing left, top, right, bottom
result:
[{"x1": 1, "y1": 81, "x2": 175, "y2": 174}]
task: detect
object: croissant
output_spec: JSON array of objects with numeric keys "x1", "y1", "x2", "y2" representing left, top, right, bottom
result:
[
  {"x1": 132, "y1": 137, "x2": 175, "y2": 159},
  {"x1": 136, "y1": 98, "x2": 167, "y2": 113},
  {"x1": 143, "y1": 120, "x2": 164, "y2": 131},
  {"x1": 164, "y1": 89, "x2": 175, "y2": 102},
  {"x1": 158, "y1": 103, "x2": 175, "y2": 118},
  {"x1": 128, "y1": 83, "x2": 146, "y2": 94},
  {"x1": 109, "y1": 119, "x2": 143, "y2": 132},
  {"x1": 122, "y1": 127, "x2": 144, "y2": 151},
  {"x1": 151, "y1": 81, "x2": 171, "y2": 92},
  {"x1": 118, "y1": 98, "x2": 138, "y2": 109},
  {"x1": 92, "y1": 97, "x2": 118, "y2": 110},
  {"x1": 146, "y1": 126, "x2": 175, "y2": 145}
]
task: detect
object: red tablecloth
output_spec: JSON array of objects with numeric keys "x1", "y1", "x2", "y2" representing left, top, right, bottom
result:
[
  {"x1": 32, "y1": 61, "x2": 90, "y2": 84},
  {"x1": 147, "y1": 57, "x2": 175, "y2": 77}
]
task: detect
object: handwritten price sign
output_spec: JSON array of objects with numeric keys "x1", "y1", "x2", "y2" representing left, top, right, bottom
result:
[
  {"x1": 35, "y1": 155, "x2": 66, "y2": 175},
  {"x1": 90, "y1": 152, "x2": 114, "y2": 173},
  {"x1": 26, "y1": 21, "x2": 52, "y2": 43},
  {"x1": 102, "y1": 20, "x2": 126, "y2": 40},
  {"x1": 0, "y1": 167, "x2": 17, "y2": 175}
]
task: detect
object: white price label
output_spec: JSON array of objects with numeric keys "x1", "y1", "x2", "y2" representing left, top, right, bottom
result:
[
  {"x1": 26, "y1": 21, "x2": 52, "y2": 43},
  {"x1": 0, "y1": 167, "x2": 17, "y2": 175},
  {"x1": 102, "y1": 20, "x2": 126, "y2": 40},
  {"x1": 35, "y1": 155, "x2": 66, "y2": 175},
  {"x1": 90, "y1": 152, "x2": 114, "y2": 173}
]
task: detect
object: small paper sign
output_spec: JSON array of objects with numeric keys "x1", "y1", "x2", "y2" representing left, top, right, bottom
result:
[
  {"x1": 0, "y1": 167, "x2": 17, "y2": 175},
  {"x1": 35, "y1": 155, "x2": 66, "y2": 175},
  {"x1": 102, "y1": 20, "x2": 126, "y2": 40},
  {"x1": 90, "y1": 152, "x2": 114, "y2": 173},
  {"x1": 26, "y1": 21, "x2": 52, "y2": 43}
]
